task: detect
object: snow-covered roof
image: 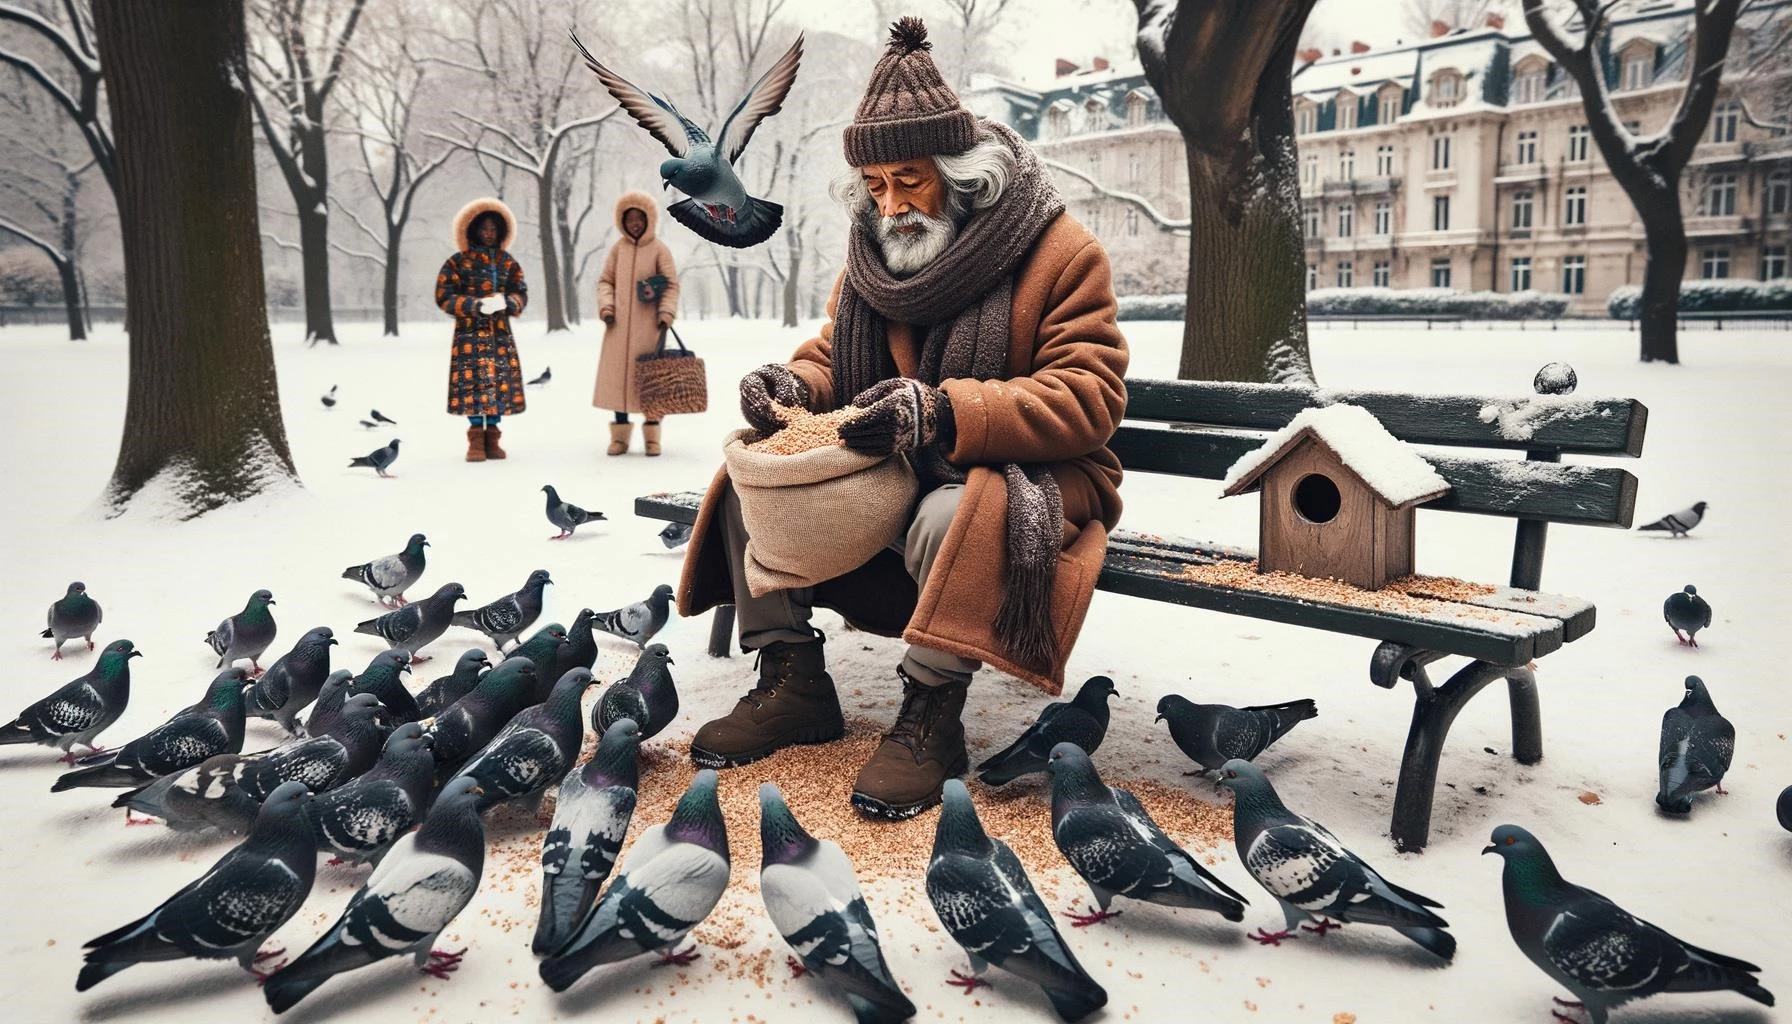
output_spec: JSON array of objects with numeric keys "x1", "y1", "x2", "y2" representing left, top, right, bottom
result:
[
  {"x1": 1294, "y1": 48, "x2": 1421, "y2": 96},
  {"x1": 1221, "y1": 404, "x2": 1452, "y2": 508}
]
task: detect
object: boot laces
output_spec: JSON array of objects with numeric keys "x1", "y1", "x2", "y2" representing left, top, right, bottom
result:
[
  {"x1": 883, "y1": 672, "x2": 944, "y2": 755},
  {"x1": 741, "y1": 646, "x2": 797, "y2": 709}
]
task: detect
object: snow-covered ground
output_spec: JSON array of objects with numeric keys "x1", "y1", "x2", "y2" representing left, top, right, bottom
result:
[{"x1": 1, "y1": 315, "x2": 1787, "y2": 1024}]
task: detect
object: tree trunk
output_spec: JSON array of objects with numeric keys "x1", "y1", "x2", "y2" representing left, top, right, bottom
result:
[
  {"x1": 94, "y1": 0, "x2": 297, "y2": 516},
  {"x1": 555, "y1": 179, "x2": 580, "y2": 325},
  {"x1": 55, "y1": 257, "x2": 85, "y2": 341},
  {"x1": 782, "y1": 229, "x2": 801, "y2": 328},
  {"x1": 536, "y1": 169, "x2": 566, "y2": 331},
  {"x1": 59, "y1": 170, "x2": 85, "y2": 340},
  {"x1": 298, "y1": 201, "x2": 337, "y2": 344},
  {"x1": 382, "y1": 222, "x2": 402, "y2": 337},
  {"x1": 1637, "y1": 200, "x2": 1685, "y2": 364}
]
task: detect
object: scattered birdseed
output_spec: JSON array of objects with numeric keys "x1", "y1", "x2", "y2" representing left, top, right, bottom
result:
[{"x1": 743, "y1": 403, "x2": 863, "y2": 454}]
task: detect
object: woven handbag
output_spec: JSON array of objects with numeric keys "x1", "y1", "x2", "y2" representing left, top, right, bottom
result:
[{"x1": 634, "y1": 325, "x2": 708, "y2": 419}]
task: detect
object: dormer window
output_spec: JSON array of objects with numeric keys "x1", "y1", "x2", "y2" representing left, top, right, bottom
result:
[
  {"x1": 1124, "y1": 89, "x2": 1153, "y2": 127},
  {"x1": 1619, "y1": 42, "x2": 1656, "y2": 91},
  {"x1": 1296, "y1": 103, "x2": 1317, "y2": 135},
  {"x1": 1431, "y1": 71, "x2": 1463, "y2": 107},
  {"x1": 1337, "y1": 92, "x2": 1358, "y2": 130},
  {"x1": 1512, "y1": 58, "x2": 1547, "y2": 104},
  {"x1": 1378, "y1": 86, "x2": 1403, "y2": 124}
]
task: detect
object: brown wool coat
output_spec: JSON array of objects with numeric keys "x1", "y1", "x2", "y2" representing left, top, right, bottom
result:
[
  {"x1": 678, "y1": 213, "x2": 1128, "y2": 694},
  {"x1": 594, "y1": 192, "x2": 680, "y2": 413},
  {"x1": 440, "y1": 198, "x2": 528, "y2": 418}
]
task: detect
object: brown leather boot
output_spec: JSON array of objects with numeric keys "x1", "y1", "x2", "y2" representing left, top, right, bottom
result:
[
  {"x1": 642, "y1": 422, "x2": 662, "y2": 456},
  {"x1": 465, "y1": 426, "x2": 487, "y2": 462},
  {"x1": 851, "y1": 668, "x2": 968, "y2": 820},
  {"x1": 607, "y1": 421, "x2": 632, "y2": 456},
  {"x1": 689, "y1": 639, "x2": 844, "y2": 768},
  {"x1": 483, "y1": 425, "x2": 507, "y2": 459}
]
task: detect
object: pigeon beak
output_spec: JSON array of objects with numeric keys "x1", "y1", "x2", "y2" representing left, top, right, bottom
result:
[
  {"x1": 1481, "y1": 844, "x2": 1497, "y2": 855},
  {"x1": 661, "y1": 179, "x2": 671, "y2": 191},
  {"x1": 1153, "y1": 714, "x2": 1164, "y2": 724},
  {"x1": 328, "y1": 638, "x2": 339, "y2": 646},
  {"x1": 129, "y1": 650, "x2": 144, "y2": 659}
]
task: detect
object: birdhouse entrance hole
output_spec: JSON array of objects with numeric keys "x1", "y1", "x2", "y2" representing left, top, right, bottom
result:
[{"x1": 1293, "y1": 473, "x2": 1342, "y2": 524}]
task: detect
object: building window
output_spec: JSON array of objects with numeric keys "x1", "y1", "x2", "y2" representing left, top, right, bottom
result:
[
  {"x1": 1297, "y1": 105, "x2": 1316, "y2": 135},
  {"x1": 1431, "y1": 135, "x2": 1451, "y2": 170},
  {"x1": 1379, "y1": 89, "x2": 1402, "y2": 124},
  {"x1": 1086, "y1": 207, "x2": 1100, "y2": 236},
  {"x1": 1304, "y1": 205, "x2": 1320, "y2": 237},
  {"x1": 1338, "y1": 149, "x2": 1355, "y2": 180},
  {"x1": 1336, "y1": 260, "x2": 1354, "y2": 287},
  {"x1": 1306, "y1": 264, "x2": 1318, "y2": 291},
  {"x1": 1126, "y1": 93, "x2": 1151, "y2": 127},
  {"x1": 1711, "y1": 100, "x2": 1740, "y2": 143},
  {"x1": 1430, "y1": 258, "x2": 1452, "y2": 287},
  {"x1": 1375, "y1": 144, "x2": 1395, "y2": 176},
  {"x1": 1562, "y1": 254, "x2": 1586, "y2": 293},
  {"x1": 1768, "y1": 171, "x2": 1790, "y2": 215},
  {"x1": 1432, "y1": 72, "x2": 1462, "y2": 107},
  {"x1": 1553, "y1": 74, "x2": 1581, "y2": 100},
  {"x1": 1337, "y1": 205, "x2": 1354, "y2": 237},
  {"x1": 1701, "y1": 248, "x2": 1731, "y2": 278},
  {"x1": 1338, "y1": 100, "x2": 1357, "y2": 130},
  {"x1": 1433, "y1": 194, "x2": 1451, "y2": 231},
  {"x1": 1510, "y1": 256, "x2": 1532, "y2": 292},
  {"x1": 1512, "y1": 190, "x2": 1534, "y2": 229},
  {"x1": 1516, "y1": 130, "x2": 1537, "y2": 164},
  {"x1": 1623, "y1": 119, "x2": 1642, "y2": 135},
  {"x1": 1704, "y1": 173, "x2": 1737, "y2": 216},
  {"x1": 1513, "y1": 68, "x2": 1545, "y2": 104},
  {"x1": 1125, "y1": 208, "x2": 1139, "y2": 237},
  {"x1": 1302, "y1": 154, "x2": 1319, "y2": 190},
  {"x1": 1567, "y1": 125, "x2": 1589, "y2": 161},
  {"x1": 1564, "y1": 186, "x2": 1587, "y2": 226},
  {"x1": 1622, "y1": 54, "x2": 1652, "y2": 91},
  {"x1": 1763, "y1": 245, "x2": 1787, "y2": 280},
  {"x1": 1372, "y1": 260, "x2": 1391, "y2": 287},
  {"x1": 1127, "y1": 153, "x2": 1142, "y2": 185},
  {"x1": 1374, "y1": 200, "x2": 1391, "y2": 235}
]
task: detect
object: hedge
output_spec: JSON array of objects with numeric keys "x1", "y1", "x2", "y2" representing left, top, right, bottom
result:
[
  {"x1": 1606, "y1": 279, "x2": 1792, "y2": 318},
  {"x1": 1115, "y1": 289, "x2": 1572, "y2": 321}
]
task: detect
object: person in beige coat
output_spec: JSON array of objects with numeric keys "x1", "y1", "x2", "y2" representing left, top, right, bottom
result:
[{"x1": 595, "y1": 191, "x2": 679, "y2": 455}]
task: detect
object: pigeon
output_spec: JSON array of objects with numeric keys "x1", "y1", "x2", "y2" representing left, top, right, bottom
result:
[
  {"x1": 759, "y1": 782, "x2": 916, "y2": 1024},
  {"x1": 591, "y1": 583, "x2": 674, "y2": 649},
  {"x1": 1664, "y1": 585, "x2": 1712, "y2": 647},
  {"x1": 415, "y1": 649, "x2": 490, "y2": 718},
  {"x1": 53, "y1": 667, "x2": 252, "y2": 792},
  {"x1": 527, "y1": 366, "x2": 552, "y2": 386},
  {"x1": 571, "y1": 31, "x2": 801, "y2": 248},
  {"x1": 1046, "y1": 742, "x2": 1249, "y2": 928},
  {"x1": 342, "y1": 532, "x2": 429, "y2": 606},
  {"x1": 556, "y1": 608, "x2": 600, "y2": 677},
  {"x1": 543, "y1": 484, "x2": 605, "y2": 540},
  {"x1": 976, "y1": 675, "x2": 1117, "y2": 787},
  {"x1": 205, "y1": 588, "x2": 278, "y2": 673},
  {"x1": 262, "y1": 775, "x2": 488, "y2": 1014},
  {"x1": 1155, "y1": 694, "x2": 1319, "y2": 773},
  {"x1": 42, "y1": 581, "x2": 102, "y2": 660},
  {"x1": 355, "y1": 582, "x2": 467, "y2": 660},
  {"x1": 531, "y1": 719, "x2": 642, "y2": 957},
  {"x1": 78, "y1": 781, "x2": 318, "y2": 991},
  {"x1": 321, "y1": 384, "x2": 337, "y2": 408},
  {"x1": 658, "y1": 521, "x2": 692, "y2": 549},
  {"x1": 1216, "y1": 759, "x2": 1455, "y2": 961},
  {"x1": 450, "y1": 667, "x2": 596, "y2": 813},
  {"x1": 1, "y1": 638, "x2": 139, "y2": 760},
  {"x1": 925, "y1": 778, "x2": 1107, "y2": 1021},
  {"x1": 309, "y1": 723, "x2": 439, "y2": 865},
  {"x1": 349, "y1": 438, "x2": 401, "y2": 477},
  {"x1": 1637, "y1": 500, "x2": 1707, "y2": 537},
  {"x1": 512, "y1": 623, "x2": 570, "y2": 702},
  {"x1": 1656, "y1": 675, "x2": 1734, "y2": 814},
  {"x1": 1484, "y1": 824, "x2": 1774, "y2": 1024},
  {"x1": 248, "y1": 626, "x2": 339, "y2": 735},
  {"x1": 1778, "y1": 785, "x2": 1792, "y2": 833},
  {"x1": 539, "y1": 769, "x2": 731, "y2": 990},
  {"x1": 595, "y1": 643, "x2": 678, "y2": 741},
  {"x1": 423, "y1": 656, "x2": 539, "y2": 780},
  {"x1": 358, "y1": 418, "x2": 378, "y2": 429},
  {"x1": 370, "y1": 408, "x2": 398, "y2": 425},
  {"x1": 299, "y1": 670, "x2": 358, "y2": 739},
  {"x1": 451, "y1": 569, "x2": 552, "y2": 648},
  {"x1": 350, "y1": 649, "x2": 422, "y2": 726}
]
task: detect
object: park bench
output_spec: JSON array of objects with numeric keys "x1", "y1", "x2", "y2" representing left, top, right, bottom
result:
[{"x1": 636, "y1": 362, "x2": 1648, "y2": 852}]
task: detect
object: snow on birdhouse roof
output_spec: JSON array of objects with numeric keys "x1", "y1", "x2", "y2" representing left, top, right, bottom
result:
[{"x1": 1221, "y1": 404, "x2": 1451, "y2": 508}]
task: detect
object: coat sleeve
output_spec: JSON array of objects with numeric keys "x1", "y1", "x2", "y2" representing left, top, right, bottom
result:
[
  {"x1": 436, "y1": 256, "x2": 475, "y2": 318},
  {"x1": 784, "y1": 272, "x2": 842, "y2": 412},
  {"x1": 503, "y1": 254, "x2": 528, "y2": 316},
  {"x1": 597, "y1": 245, "x2": 617, "y2": 318},
  {"x1": 655, "y1": 244, "x2": 679, "y2": 323},
  {"x1": 939, "y1": 239, "x2": 1128, "y2": 465}
]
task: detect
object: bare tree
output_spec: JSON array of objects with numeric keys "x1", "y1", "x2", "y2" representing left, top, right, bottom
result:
[
  {"x1": 0, "y1": 1, "x2": 114, "y2": 192},
  {"x1": 0, "y1": 71, "x2": 96, "y2": 338},
  {"x1": 935, "y1": 0, "x2": 1016, "y2": 88},
  {"x1": 1405, "y1": 0, "x2": 1510, "y2": 37},
  {"x1": 1523, "y1": 0, "x2": 1742, "y2": 365}
]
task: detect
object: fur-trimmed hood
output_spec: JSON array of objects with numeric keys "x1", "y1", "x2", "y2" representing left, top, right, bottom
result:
[
  {"x1": 613, "y1": 191, "x2": 660, "y2": 244},
  {"x1": 452, "y1": 197, "x2": 517, "y2": 251}
]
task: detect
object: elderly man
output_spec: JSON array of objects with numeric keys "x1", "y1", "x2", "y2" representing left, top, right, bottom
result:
[{"x1": 676, "y1": 17, "x2": 1127, "y2": 820}]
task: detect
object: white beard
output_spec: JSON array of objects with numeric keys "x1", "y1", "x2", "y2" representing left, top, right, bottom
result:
[{"x1": 875, "y1": 210, "x2": 957, "y2": 276}]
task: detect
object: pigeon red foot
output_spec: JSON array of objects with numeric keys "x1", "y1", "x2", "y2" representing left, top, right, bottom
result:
[
  {"x1": 651, "y1": 945, "x2": 700, "y2": 968},
  {"x1": 947, "y1": 969, "x2": 989, "y2": 994},
  {"x1": 422, "y1": 947, "x2": 465, "y2": 979},
  {"x1": 785, "y1": 956, "x2": 807, "y2": 978},
  {"x1": 1249, "y1": 927, "x2": 1295, "y2": 946},
  {"x1": 1066, "y1": 906, "x2": 1122, "y2": 928}
]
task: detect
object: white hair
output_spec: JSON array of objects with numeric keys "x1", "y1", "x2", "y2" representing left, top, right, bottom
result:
[{"x1": 828, "y1": 132, "x2": 1016, "y2": 275}]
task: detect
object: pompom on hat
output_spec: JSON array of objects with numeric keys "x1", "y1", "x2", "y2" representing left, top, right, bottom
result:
[{"x1": 842, "y1": 17, "x2": 977, "y2": 167}]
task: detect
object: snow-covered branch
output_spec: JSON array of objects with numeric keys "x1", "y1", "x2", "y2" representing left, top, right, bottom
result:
[{"x1": 1040, "y1": 157, "x2": 1191, "y2": 235}]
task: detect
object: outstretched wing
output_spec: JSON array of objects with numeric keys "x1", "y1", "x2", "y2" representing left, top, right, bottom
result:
[
  {"x1": 714, "y1": 33, "x2": 803, "y2": 165},
  {"x1": 571, "y1": 32, "x2": 704, "y2": 157}
]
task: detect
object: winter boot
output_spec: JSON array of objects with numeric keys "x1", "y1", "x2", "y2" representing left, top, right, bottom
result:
[
  {"x1": 465, "y1": 426, "x2": 487, "y2": 463},
  {"x1": 607, "y1": 421, "x2": 632, "y2": 456},
  {"x1": 851, "y1": 668, "x2": 968, "y2": 820},
  {"x1": 483, "y1": 425, "x2": 507, "y2": 460},
  {"x1": 689, "y1": 638, "x2": 844, "y2": 768},
  {"x1": 642, "y1": 422, "x2": 662, "y2": 456}
]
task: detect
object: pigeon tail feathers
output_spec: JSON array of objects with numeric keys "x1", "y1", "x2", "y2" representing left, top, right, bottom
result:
[{"x1": 667, "y1": 196, "x2": 782, "y2": 248}]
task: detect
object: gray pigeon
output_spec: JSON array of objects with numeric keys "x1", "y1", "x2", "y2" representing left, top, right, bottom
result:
[
  {"x1": 543, "y1": 485, "x2": 605, "y2": 539},
  {"x1": 1637, "y1": 500, "x2": 1707, "y2": 537},
  {"x1": 358, "y1": 418, "x2": 378, "y2": 429},
  {"x1": 342, "y1": 533, "x2": 429, "y2": 606},
  {"x1": 759, "y1": 782, "x2": 916, "y2": 1024},
  {"x1": 539, "y1": 769, "x2": 731, "y2": 990},
  {"x1": 1778, "y1": 785, "x2": 1792, "y2": 832},
  {"x1": 452, "y1": 569, "x2": 552, "y2": 648},
  {"x1": 355, "y1": 581, "x2": 467, "y2": 660},
  {"x1": 977, "y1": 675, "x2": 1116, "y2": 787},
  {"x1": 370, "y1": 408, "x2": 398, "y2": 425},
  {"x1": 658, "y1": 521, "x2": 692, "y2": 549},
  {"x1": 299, "y1": 670, "x2": 357, "y2": 739},
  {"x1": 556, "y1": 608, "x2": 600, "y2": 677},
  {"x1": 350, "y1": 649, "x2": 421, "y2": 725},
  {"x1": 77, "y1": 781, "x2": 317, "y2": 991},
  {"x1": 591, "y1": 583, "x2": 674, "y2": 649},
  {"x1": 309, "y1": 723, "x2": 438, "y2": 865},
  {"x1": 512, "y1": 623, "x2": 570, "y2": 703},
  {"x1": 263, "y1": 775, "x2": 487, "y2": 1013},
  {"x1": 205, "y1": 589, "x2": 277, "y2": 673},
  {"x1": 321, "y1": 384, "x2": 337, "y2": 408},
  {"x1": 595, "y1": 643, "x2": 678, "y2": 741},
  {"x1": 450, "y1": 668, "x2": 597, "y2": 813},
  {"x1": 349, "y1": 438, "x2": 401, "y2": 477},
  {"x1": 925, "y1": 778, "x2": 1107, "y2": 1021},
  {"x1": 248, "y1": 626, "x2": 339, "y2": 734},
  {"x1": 1485, "y1": 824, "x2": 1773, "y2": 1023},
  {"x1": 1156, "y1": 694, "x2": 1319, "y2": 773},
  {"x1": 1, "y1": 639, "x2": 138, "y2": 760},
  {"x1": 1664, "y1": 585, "x2": 1712, "y2": 647},
  {"x1": 1046, "y1": 742, "x2": 1248, "y2": 927},
  {"x1": 1656, "y1": 675, "x2": 1734, "y2": 814},
  {"x1": 42, "y1": 581, "x2": 102, "y2": 660},
  {"x1": 531, "y1": 719, "x2": 642, "y2": 957},
  {"x1": 1216, "y1": 759, "x2": 1455, "y2": 961},
  {"x1": 423, "y1": 656, "x2": 539, "y2": 781},
  {"x1": 53, "y1": 667, "x2": 252, "y2": 793},
  {"x1": 415, "y1": 649, "x2": 490, "y2": 718},
  {"x1": 527, "y1": 365, "x2": 552, "y2": 386},
  {"x1": 571, "y1": 32, "x2": 801, "y2": 248}
]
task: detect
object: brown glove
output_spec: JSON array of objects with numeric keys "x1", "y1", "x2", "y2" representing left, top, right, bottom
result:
[
  {"x1": 839, "y1": 378, "x2": 954, "y2": 456},
  {"x1": 739, "y1": 364, "x2": 809, "y2": 435}
]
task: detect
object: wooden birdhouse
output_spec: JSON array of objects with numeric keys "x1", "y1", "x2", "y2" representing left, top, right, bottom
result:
[{"x1": 1220, "y1": 404, "x2": 1450, "y2": 590}]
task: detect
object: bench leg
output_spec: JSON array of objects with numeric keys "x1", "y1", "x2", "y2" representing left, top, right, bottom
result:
[
  {"x1": 1389, "y1": 658, "x2": 1515, "y2": 853},
  {"x1": 1506, "y1": 664, "x2": 1542, "y2": 765},
  {"x1": 706, "y1": 605, "x2": 736, "y2": 658}
]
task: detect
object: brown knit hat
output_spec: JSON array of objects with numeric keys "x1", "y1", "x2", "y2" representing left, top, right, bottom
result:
[{"x1": 842, "y1": 17, "x2": 976, "y2": 167}]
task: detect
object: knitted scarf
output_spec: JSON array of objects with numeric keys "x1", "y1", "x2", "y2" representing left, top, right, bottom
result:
[{"x1": 831, "y1": 121, "x2": 1066, "y2": 673}]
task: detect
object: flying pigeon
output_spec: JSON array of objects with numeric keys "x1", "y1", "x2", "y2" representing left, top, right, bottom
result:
[
  {"x1": 1637, "y1": 500, "x2": 1707, "y2": 537},
  {"x1": 595, "y1": 643, "x2": 678, "y2": 741},
  {"x1": 976, "y1": 675, "x2": 1116, "y2": 787},
  {"x1": 423, "y1": 656, "x2": 540, "y2": 780},
  {"x1": 556, "y1": 608, "x2": 600, "y2": 677},
  {"x1": 77, "y1": 782, "x2": 318, "y2": 991},
  {"x1": 451, "y1": 569, "x2": 553, "y2": 648},
  {"x1": 309, "y1": 723, "x2": 439, "y2": 865},
  {"x1": 1046, "y1": 742, "x2": 1248, "y2": 928},
  {"x1": 356, "y1": 582, "x2": 468, "y2": 661},
  {"x1": 925, "y1": 778, "x2": 1107, "y2": 1021},
  {"x1": 571, "y1": 31, "x2": 802, "y2": 248},
  {"x1": 1484, "y1": 824, "x2": 1774, "y2": 1024},
  {"x1": 53, "y1": 667, "x2": 252, "y2": 794},
  {"x1": 759, "y1": 782, "x2": 916, "y2": 1024},
  {"x1": 205, "y1": 588, "x2": 278, "y2": 673},
  {"x1": 349, "y1": 438, "x2": 401, "y2": 478},
  {"x1": 450, "y1": 668, "x2": 596, "y2": 813},
  {"x1": 248, "y1": 626, "x2": 339, "y2": 735},
  {"x1": 591, "y1": 583, "x2": 674, "y2": 649},
  {"x1": 0, "y1": 638, "x2": 139, "y2": 760},
  {"x1": 512, "y1": 623, "x2": 571, "y2": 703},
  {"x1": 539, "y1": 769, "x2": 731, "y2": 990},
  {"x1": 342, "y1": 533, "x2": 429, "y2": 607},
  {"x1": 415, "y1": 649, "x2": 491, "y2": 718},
  {"x1": 299, "y1": 670, "x2": 358, "y2": 740},
  {"x1": 1155, "y1": 694, "x2": 1319, "y2": 773},
  {"x1": 350, "y1": 649, "x2": 421, "y2": 726},
  {"x1": 321, "y1": 384, "x2": 337, "y2": 408},
  {"x1": 1664, "y1": 585, "x2": 1712, "y2": 647},
  {"x1": 1778, "y1": 785, "x2": 1792, "y2": 833},
  {"x1": 527, "y1": 366, "x2": 552, "y2": 387},
  {"x1": 543, "y1": 484, "x2": 605, "y2": 540},
  {"x1": 1656, "y1": 675, "x2": 1734, "y2": 814},
  {"x1": 1216, "y1": 759, "x2": 1455, "y2": 961},
  {"x1": 42, "y1": 581, "x2": 102, "y2": 660},
  {"x1": 358, "y1": 419, "x2": 378, "y2": 430},
  {"x1": 370, "y1": 408, "x2": 398, "y2": 425},
  {"x1": 531, "y1": 719, "x2": 642, "y2": 957},
  {"x1": 262, "y1": 776, "x2": 488, "y2": 1013},
  {"x1": 658, "y1": 521, "x2": 692, "y2": 549}
]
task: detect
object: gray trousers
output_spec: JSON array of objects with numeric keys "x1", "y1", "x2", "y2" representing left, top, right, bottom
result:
[{"x1": 721, "y1": 482, "x2": 982, "y2": 687}]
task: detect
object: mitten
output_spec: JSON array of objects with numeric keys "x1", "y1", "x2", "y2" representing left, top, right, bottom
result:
[
  {"x1": 839, "y1": 378, "x2": 954, "y2": 456},
  {"x1": 739, "y1": 363, "x2": 809, "y2": 435}
]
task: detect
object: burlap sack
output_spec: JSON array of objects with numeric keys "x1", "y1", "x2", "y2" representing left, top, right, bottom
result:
[{"x1": 721, "y1": 428, "x2": 919, "y2": 597}]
